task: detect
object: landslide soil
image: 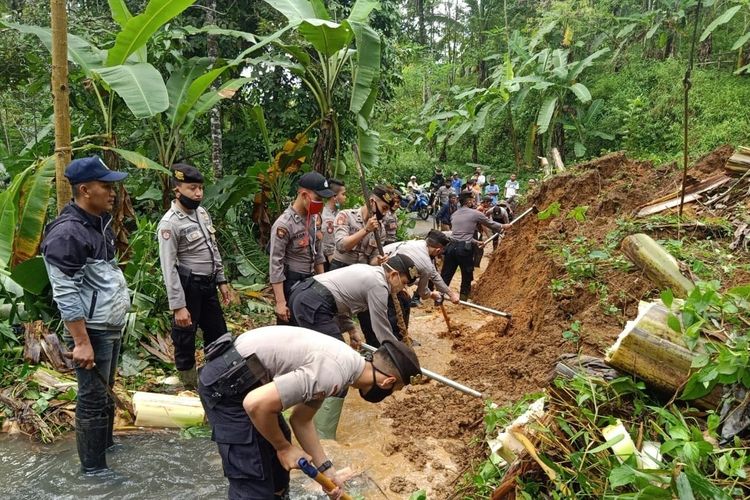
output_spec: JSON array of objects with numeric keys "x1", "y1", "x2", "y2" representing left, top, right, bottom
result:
[{"x1": 378, "y1": 147, "x2": 735, "y2": 497}]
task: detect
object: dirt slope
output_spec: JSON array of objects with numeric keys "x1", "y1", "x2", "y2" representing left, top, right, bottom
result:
[{"x1": 381, "y1": 147, "x2": 734, "y2": 496}]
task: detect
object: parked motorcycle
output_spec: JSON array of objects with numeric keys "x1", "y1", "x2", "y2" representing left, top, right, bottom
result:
[{"x1": 400, "y1": 186, "x2": 432, "y2": 220}]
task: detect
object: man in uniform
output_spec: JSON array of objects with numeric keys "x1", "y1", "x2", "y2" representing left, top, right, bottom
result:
[
  {"x1": 382, "y1": 190, "x2": 400, "y2": 245},
  {"x1": 158, "y1": 164, "x2": 231, "y2": 389},
  {"x1": 269, "y1": 172, "x2": 334, "y2": 324},
  {"x1": 41, "y1": 156, "x2": 131, "y2": 473},
  {"x1": 442, "y1": 192, "x2": 509, "y2": 300},
  {"x1": 197, "y1": 326, "x2": 421, "y2": 500},
  {"x1": 321, "y1": 179, "x2": 346, "y2": 271},
  {"x1": 329, "y1": 186, "x2": 392, "y2": 269},
  {"x1": 380, "y1": 230, "x2": 460, "y2": 307},
  {"x1": 288, "y1": 255, "x2": 419, "y2": 439}
]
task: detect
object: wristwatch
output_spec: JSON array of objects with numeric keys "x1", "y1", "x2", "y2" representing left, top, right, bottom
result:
[{"x1": 317, "y1": 460, "x2": 333, "y2": 473}]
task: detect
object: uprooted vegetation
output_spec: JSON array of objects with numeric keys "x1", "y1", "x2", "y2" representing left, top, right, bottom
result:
[{"x1": 385, "y1": 147, "x2": 750, "y2": 498}]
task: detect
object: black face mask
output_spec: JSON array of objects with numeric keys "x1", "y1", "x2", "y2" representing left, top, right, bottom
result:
[
  {"x1": 371, "y1": 200, "x2": 386, "y2": 221},
  {"x1": 179, "y1": 193, "x2": 201, "y2": 210},
  {"x1": 359, "y1": 364, "x2": 394, "y2": 403}
]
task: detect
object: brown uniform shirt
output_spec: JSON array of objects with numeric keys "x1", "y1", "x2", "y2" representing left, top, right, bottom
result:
[
  {"x1": 332, "y1": 208, "x2": 386, "y2": 265},
  {"x1": 321, "y1": 204, "x2": 338, "y2": 259},
  {"x1": 269, "y1": 205, "x2": 324, "y2": 284},
  {"x1": 383, "y1": 211, "x2": 398, "y2": 245}
]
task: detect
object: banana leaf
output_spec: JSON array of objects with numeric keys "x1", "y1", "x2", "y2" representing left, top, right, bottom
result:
[
  {"x1": 11, "y1": 156, "x2": 55, "y2": 266},
  {"x1": 0, "y1": 167, "x2": 34, "y2": 270},
  {"x1": 92, "y1": 63, "x2": 169, "y2": 118}
]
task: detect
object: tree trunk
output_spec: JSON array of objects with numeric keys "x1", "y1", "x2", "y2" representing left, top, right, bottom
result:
[
  {"x1": 620, "y1": 233, "x2": 695, "y2": 298},
  {"x1": 605, "y1": 301, "x2": 722, "y2": 410},
  {"x1": 205, "y1": 0, "x2": 223, "y2": 178},
  {"x1": 51, "y1": 0, "x2": 72, "y2": 214},
  {"x1": 133, "y1": 392, "x2": 205, "y2": 428},
  {"x1": 507, "y1": 106, "x2": 522, "y2": 169},
  {"x1": 416, "y1": 0, "x2": 426, "y2": 46},
  {"x1": 439, "y1": 138, "x2": 447, "y2": 162},
  {"x1": 471, "y1": 136, "x2": 478, "y2": 163},
  {"x1": 311, "y1": 112, "x2": 334, "y2": 175}
]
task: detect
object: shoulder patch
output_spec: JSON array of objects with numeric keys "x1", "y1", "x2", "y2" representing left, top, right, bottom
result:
[
  {"x1": 276, "y1": 226, "x2": 289, "y2": 240},
  {"x1": 335, "y1": 212, "x2": 348, "y2": 225},
  {"x1": 161, "y1": 229, "x2": 171, "y2": 240}
]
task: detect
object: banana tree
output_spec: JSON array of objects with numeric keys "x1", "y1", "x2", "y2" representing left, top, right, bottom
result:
[{"x1": 258, "y1": 0, "x2": 383, "y2": 175}]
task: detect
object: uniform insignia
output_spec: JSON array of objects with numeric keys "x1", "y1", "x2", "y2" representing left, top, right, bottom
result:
[
  {"x1": 174, "y1": 170, "x2": 185, "y2": 180},
  {"x1": 276, "y1": 227, "x2": 288, "y2": 240},
  {"x1": 335, "y1": 213, "x2": 347, "y2": 225},
  {"x1": 161, "y1": 229, "x2": 171, "y2": 240},
  {"x1": 326, "y1": 220, "x2": 334, "y2": 234}
]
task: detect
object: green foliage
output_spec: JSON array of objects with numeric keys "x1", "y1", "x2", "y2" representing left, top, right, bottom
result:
[
  {"x1": 537, "y1": 201, "x2": 561, "y2": 220},
  {"x1": 562, "y1": 319, "x2": 581, "y2": 344}
]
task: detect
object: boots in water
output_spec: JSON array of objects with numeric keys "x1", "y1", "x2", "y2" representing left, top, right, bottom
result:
[
  {"x1": 177, "y1": 366, "x2": 198, "y2": 390},
  {"x1": 313, "y1": 397, "x2": 345, "y2": 440},
  {"x1": 76, "y1": 416, "x2": 109, "y2": 473}
]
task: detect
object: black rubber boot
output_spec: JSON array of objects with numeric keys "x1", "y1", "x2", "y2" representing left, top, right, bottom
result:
[
  {"x1": 76, "y1": 416, "x2": 109, "y2": 473},
  {"x1": 105, "y1": 404, "x2": 116, "y2": 450}
]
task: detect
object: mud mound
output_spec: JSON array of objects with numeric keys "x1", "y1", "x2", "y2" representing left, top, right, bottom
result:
[{"x1": 384, "y1": 147, "x2": 735, "y2": 490}]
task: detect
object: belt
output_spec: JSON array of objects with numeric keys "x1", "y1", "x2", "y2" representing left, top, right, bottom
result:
[
  {"x1": 308, "y1": 280, "x2": 337, "y2": 309},
  {"x1": 191, "y1": 273, "x2": 217, "y2": 284}
]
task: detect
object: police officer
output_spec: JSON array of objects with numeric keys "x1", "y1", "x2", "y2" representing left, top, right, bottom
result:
[
  {"x1": 197, "y1": 326, "x2": 421, "y2": 500},
  {"x1": 321, "y1": 178, "x2": 347, "y2": 271},
  {"x1": 382, "y1": 192, "x2": 399, "y2": 245},
  {"x1": 158, "y1": 164, "x2": 231, "y2": 389},
  {"x1": 330, "y1": 185, "x2": 392, "y2": 269},
  {"x1": 288, "y1": 255, "x2": 419, "y2": 439},
  {"x1": 441, "y1": 191, "x2": 509, "y2": 300},
  {"x1": 41, "y1": 156, "x2": 131, "y2": 473},
  {"x1": 380, "y1": 230, "x2": 460, "y2": 307},
  {"x1": 269, "y1": 172, "x2": 334, "y2": 324}
]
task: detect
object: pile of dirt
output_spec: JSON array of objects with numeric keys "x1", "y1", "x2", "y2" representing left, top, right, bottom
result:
[{"x1": 383, "y1": 147, "x2": 735, "y2": 491}]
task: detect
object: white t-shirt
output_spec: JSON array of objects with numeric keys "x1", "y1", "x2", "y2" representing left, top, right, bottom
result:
[
  {"x1": 407, "y1": 180, "x2": 420, "y2": 193},
  {"x1": 476, "y1": 174, "x2": 486, "y2": 186},
  {"x1": 234, "y1": 326, "x2": 366, "y2": 409},
  {"x1": 505, "y1": 180, "x2": 520, "y2": 198}
]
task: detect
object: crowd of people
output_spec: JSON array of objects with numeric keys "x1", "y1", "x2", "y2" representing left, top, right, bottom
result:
[{"x1": 40, "y1": 156, "x2": 526, "y2": 499}]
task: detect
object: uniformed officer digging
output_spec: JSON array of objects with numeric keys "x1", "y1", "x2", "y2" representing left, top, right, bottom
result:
[
  {"x1": 321, "y1": 178, "x2": 346, "y2": 272},
  {"x1": 379, "y1": 229, "x2": 460, "y2": 307},
  {"x1": 158, "y1": 164, "x2": 231, "y2": 389},
  {"x1": 329, "y1": 185, "x2": 393, "y2": 269},
  {"x1": 197, "y1": 326, "x2": 421, "y2": 500},
  {"x1": 287, "y1": 254, "x2": 419, "y2": 439},
  {"x1": 441, "y1": 191, "x2": 509, "y2": 300},
  {"x1": 269, "y1": 172, "x2": 333, "y2": 325}
]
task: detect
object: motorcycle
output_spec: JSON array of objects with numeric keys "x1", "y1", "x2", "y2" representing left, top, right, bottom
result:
[{"x1": 400, "y1": 187, "x2": 432, "y2": 220}]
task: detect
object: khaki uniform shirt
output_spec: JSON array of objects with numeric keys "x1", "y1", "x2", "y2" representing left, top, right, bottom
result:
[
  {"x1": 269, "y1": 205, "x2": 324, "y2": 284},
  {"x1": 384, "y1": 240, "x2": 451, "y2": 299},
  {"x1": 234, "y1": 326, "x2": 366, "y2": 410},
  {"x1": 313, "y1": 264, "x2": 397, "y2": 344},
  {"x1": 332, "y1": 208, "x2": 386, "y2": 265},
  {"x1": 158, "y1": 201, "x2": 225, "y2": 310},
  {"x1": 382, "y1": 211, "x2": 398, "y2": 245},
  {"x1": 450, "y1": 206, "x2": 503, "y2": 242},
  {"x1": 321, "y1": 204, "x2": 338, "y2": 259}
]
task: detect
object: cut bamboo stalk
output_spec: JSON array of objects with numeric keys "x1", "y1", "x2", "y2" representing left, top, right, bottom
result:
[
  {"x1": 605, "y1": 302, "x2": 721, "y2": 410},
  {"x1": 132, "y1": 391, "x2": 205, "y2": 428},
  {"x1": 620, "y1": 233, "x2": 695, "y2": 298}
]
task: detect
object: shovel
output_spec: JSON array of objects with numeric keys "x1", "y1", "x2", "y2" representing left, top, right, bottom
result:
[
  {"x1": 483, "y1": 204, "x2": 539, "y2": 246},
  {"x1": 298, "y1": 458, "x2": 353, "y2": 500}
]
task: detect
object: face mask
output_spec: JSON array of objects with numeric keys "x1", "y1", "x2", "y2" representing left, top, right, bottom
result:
[
  {"x1": 179, "y1": 193, "x2": 201, "y2": 210},
  {"x1": 359, "y1": 364, "x2": 394, "y2": 403},
  {"x1": 307, "y1": 195, "x2": 324, "y2": 215},
  {"x1": 334, "y1": 202, "x2": 341, "y2": 210},
  {"x1": 371, "y1": 200, "x2": 385, "y2": 220}
]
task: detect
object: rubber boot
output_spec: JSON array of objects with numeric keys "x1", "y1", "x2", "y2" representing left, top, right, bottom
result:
[
  {"x1": 178, "y1": 366, "x2": 198, "y2": 390},
  {"x1": 313, "y1": 397, "x2": 345, "y2": 440},
  {"x1": 76, "y1": 416, "x2": 109, "y2": 473},
  {"x1": 105, "y1": 403, "x2": 116, "y2": 450}
]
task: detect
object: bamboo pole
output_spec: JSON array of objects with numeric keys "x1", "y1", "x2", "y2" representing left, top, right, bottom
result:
[
  {"x1": 51, "y1": 0, "x2": 72, "y2": 213},
  {"x1": 132, "y1": 392, "x2": 205, "y2": 428}
]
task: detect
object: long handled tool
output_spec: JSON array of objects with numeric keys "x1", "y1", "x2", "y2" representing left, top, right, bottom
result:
[
  {"x1": 361, "y1": 343, "x2": 482, "y2": 398},
  {"x1": 65, "y1": 353, "x2": 134, "y2": 414},
  {"x1": 484, "y1": 204, "x2": 539, "y2": 246},
  {"x1": 435, "y1": 294, "x2": 452, "y2": 331},
  {"x1": 459, "y1": 300, "x2": 511, "y2": 318},
  {"x1": 298, "y1": 458, "x2": 353, "y2": 500},
  {"x1": 352, "y1": 143, "x2": 411, "y2": 345}
]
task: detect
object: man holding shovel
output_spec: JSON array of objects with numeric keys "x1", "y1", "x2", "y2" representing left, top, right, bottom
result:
[
  {"x1": 41, "y1": 156, "x2": 131, "y2": 473},
  {"x1": 197, "y1": 326, "x2": 421, "y2": 500}
]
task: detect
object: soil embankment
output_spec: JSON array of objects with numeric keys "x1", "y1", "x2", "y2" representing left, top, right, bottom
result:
[{"x1": 372, "y1": 148, "x2": 735, "y2": 497}]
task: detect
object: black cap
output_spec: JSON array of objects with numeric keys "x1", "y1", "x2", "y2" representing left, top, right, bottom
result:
[
  {"x1": 299, "y1": 172, "x2": 335, "y2": 197},
  {"x1": 379, "y1": 340, "x2": 421, "y2": 384},
  {"x1": 371, "y1": 185, "x2": 393, "y2": 204},
  {"x1": 65, "y1": 156, "x2": 128, "y2": 184},
  {"x1": 172, "y1": 163, "x2": 204, "y2": 183},
  {"x1": 425, "y1": 229, "x2": 450, "y2": 248},
  {"x1": 385, "y1": 254, "x2": 419, "y2": 284}
]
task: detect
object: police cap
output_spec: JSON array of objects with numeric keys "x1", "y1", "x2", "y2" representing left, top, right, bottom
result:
[
  {"x1": 173, "y1": 163, "x2": 204, "y2": 183},
  {"x1": 379, "y1": 340, "x2": 421, "y2": 384},
  {"x1": 385, "y1": 254, "x2": 419, "y2": 284},
  {"x1": 371, "y1": 185, "x2": 393, "y2": 204}
]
